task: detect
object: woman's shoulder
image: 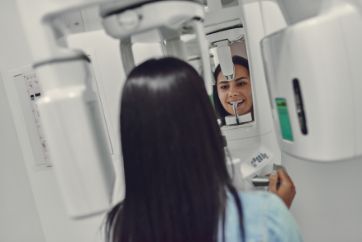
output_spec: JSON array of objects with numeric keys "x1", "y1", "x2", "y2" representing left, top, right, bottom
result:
[
  {"x1": 238, "y1": 191, "x2": 303, "y2": 242},
  {"x1": 239, "y1": 191, "x2": 284, "y2": 211}
]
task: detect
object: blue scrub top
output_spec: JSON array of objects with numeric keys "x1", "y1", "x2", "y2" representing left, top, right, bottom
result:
[{"x1": 219, "y1": 191, "x2": 303, "y2": 242}]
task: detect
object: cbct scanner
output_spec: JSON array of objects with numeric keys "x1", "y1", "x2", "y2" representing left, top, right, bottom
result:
[{"x1": 14, "y1": 0, "x2": 362, "y2": 241}]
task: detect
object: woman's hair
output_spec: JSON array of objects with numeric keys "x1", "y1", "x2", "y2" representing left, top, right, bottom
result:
[
  {"x1": 105, "y1": 57, "x2": 244, "y2": 242},
  {"x1": 212, "y1": 56, "x2": 250, "y2": 119}
]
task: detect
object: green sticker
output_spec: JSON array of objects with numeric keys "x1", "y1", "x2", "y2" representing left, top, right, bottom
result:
[{"x1": 275, "y1": 98, "x2": 294, "y2": 141}]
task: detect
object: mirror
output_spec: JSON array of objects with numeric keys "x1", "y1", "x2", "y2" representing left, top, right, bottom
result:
[{"x1": 211, "y1": 40, "x2": 255, "y2": 127}]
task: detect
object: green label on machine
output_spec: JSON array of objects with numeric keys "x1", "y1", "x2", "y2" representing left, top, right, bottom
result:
[{"x1": 275, "y1": 98, "x2": 294, "y2": 141}]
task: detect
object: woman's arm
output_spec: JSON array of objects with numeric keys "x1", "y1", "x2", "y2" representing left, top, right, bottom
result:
[{"x1": 268, "y1": 168, "x2": 296, "y2": 208}]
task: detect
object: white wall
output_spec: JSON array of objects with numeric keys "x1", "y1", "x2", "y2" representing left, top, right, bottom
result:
[
  {"x1": 0, "y1": 1, "x2": 46, "y2": 241},
  {"x1": 0, "y1": 78, "x2": 46, "y2": 242},
  {"x1": 0, "y1": 1, "x2": 106, "y2": 242},
  {"x1": 285, "y1": 155, "x2": 362, "y2": 242}
]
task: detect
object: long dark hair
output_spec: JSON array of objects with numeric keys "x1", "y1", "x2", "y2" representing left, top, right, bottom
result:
[
  {"x1": 105, "y1": 57, "x2": 244, "y2": 242},
  {"x1": 212, "y1": 56, "x2": 250, "y2": 120}
]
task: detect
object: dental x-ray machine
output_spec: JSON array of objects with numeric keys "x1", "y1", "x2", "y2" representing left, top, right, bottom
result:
[
  {"x1": 16, "y1": 0, "x2": 281, "y2": 216},
  {"x1": 15, "y1": 0, "x2": 362, "y2": 241}
]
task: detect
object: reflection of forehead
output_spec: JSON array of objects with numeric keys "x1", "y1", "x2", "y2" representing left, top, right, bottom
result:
[{"x1": 217, "y1": 64, "x2": 249, "y2": 83}]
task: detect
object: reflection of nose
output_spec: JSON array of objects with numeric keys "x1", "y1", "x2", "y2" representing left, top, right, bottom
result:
[{"x1": 228, "y1": 85, "x2": 239, "y2": 97}]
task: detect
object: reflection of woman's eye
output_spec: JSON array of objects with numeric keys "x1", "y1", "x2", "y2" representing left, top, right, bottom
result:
[
  {"x1": 219, "y1": 84, "x2": 229, "y2": 90},
  {"x1": 236, "y1": 79, "x2": 248, "y2": 87}
]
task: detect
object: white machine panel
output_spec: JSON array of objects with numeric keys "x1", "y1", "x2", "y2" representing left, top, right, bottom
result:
[{"x1": 261, "y1": 3, "x2": 362, "y2": 162}]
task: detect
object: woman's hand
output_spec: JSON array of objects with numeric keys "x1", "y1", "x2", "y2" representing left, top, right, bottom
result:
[{"x1": 268, "y1": 168, "x2": 296, "y2": 208}]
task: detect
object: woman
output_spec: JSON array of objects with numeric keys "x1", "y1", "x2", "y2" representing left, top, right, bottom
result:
[
  {"x1": 213, "y1": 56, "x2": 253, "y2": 124},
  {"x1": 105, "y1": 57, "x2": 301, "y2": 242}
]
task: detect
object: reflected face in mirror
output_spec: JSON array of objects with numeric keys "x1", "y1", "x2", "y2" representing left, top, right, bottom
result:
[{"x1": 216, "y1": 64, "x2": 253, "y2": 116}]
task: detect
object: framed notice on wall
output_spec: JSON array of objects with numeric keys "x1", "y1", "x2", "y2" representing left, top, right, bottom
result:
[{"x1": 6, "y1": 66, "x2": 52, "y2": 170}]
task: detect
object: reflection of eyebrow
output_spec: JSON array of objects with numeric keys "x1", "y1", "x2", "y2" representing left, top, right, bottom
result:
[
  {"x1": 218, "y1": 81, "x2": 229, "y2": 85},
  {"x1": 235, "y1": 77, "x2": 248, "y2": 82},
  {"x1": 218, "y1": 77, "x2": 248, "y2": 85}
]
